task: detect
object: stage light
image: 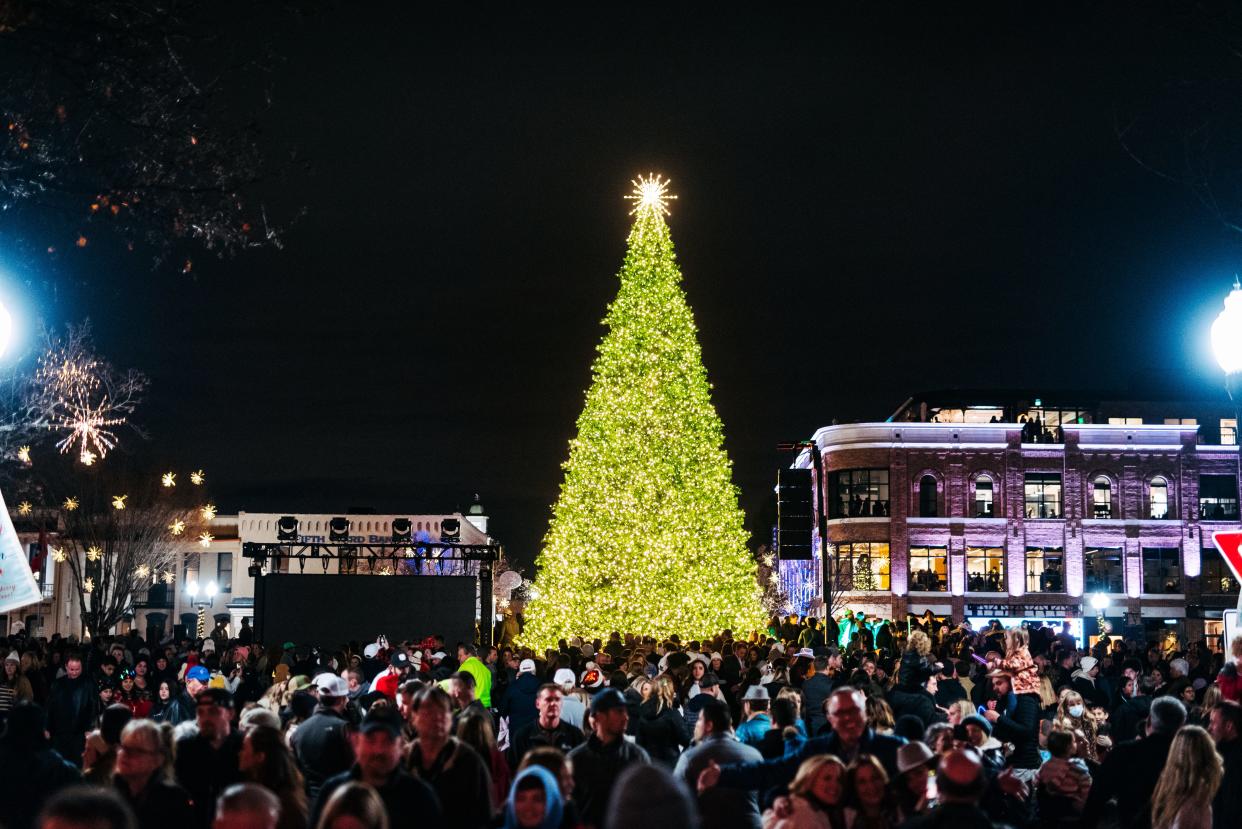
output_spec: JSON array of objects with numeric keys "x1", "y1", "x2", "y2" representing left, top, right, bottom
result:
[
  {"x1": 277, "y1": 515, "x2": 299, "y2": 542},
  {"x1": 392, "y1": 518, "x2": 412, "y2": 542},
  {"x1": 440, "y1": 518, "x2": 460, "y2": 543},
  {"x1": 329, "y1": 517, "x2": 350, "y2": 541},
  {"x1": 248, "y1": 563, "x2": 262, "y2": 578}
]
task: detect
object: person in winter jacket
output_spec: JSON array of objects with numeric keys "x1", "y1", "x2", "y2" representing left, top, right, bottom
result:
[
  {"x1": 502, "y1": 659, "x2": 541, "y2": 738},
  {"x1": 1035, "y1": 728, "x2": 1092, "y2": 814},
  {"x1": 1070, "y1": 656, "x2": 1109, "y2": 708},
  {"x1": 888, "y1": 667, "x2": 947, "y2": 732},
  {"x1": 47, "y1": 654, "x2": 97, "y2": 766},
  {"x1": 568, "y1": 688, "x2": 651, "y2": 828},
  {"x1": 897, "y1": 631, "x2": 941, "y2": 692},
  {"x1": 981, "y1": 670, "x2": 1041, "y2": 771},
  {"x1": 635, "y1": 675, "x2": 690, "y2": 767},
  {"x1": 115, "y1": 718, "x2": 197, "y2": 829},
  {"x1": 0, "y1": 703, "x2": 81, "y2": 829},
  {"x1": 1217, "y1": 635, "x2": 1242, "y2": 703}
]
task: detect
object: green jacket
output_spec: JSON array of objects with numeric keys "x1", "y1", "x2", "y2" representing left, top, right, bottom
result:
[{"x1": 459, "y1": 656, "x2": 492, "y2": 708}]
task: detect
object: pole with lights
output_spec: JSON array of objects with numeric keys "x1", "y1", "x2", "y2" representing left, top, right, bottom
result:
[
  {"x1": 1090, "y1": 592, "x2": 1110, "y2": 646},
  {"x1": 184, "y1": 580, "x2": 217, "y2": 639}
]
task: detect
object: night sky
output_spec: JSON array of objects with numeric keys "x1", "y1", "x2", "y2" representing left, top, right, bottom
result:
[{"x1": 4, "y1": 6, "x2": 1242, "y2": 567}]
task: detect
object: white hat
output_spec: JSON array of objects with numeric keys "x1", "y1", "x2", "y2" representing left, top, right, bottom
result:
[
  {"x1": 692, "y1": 653, "x2": 710, "y2": 666},
  {"x1": 742, "y1": 685, "x2": 770, "y2": 701},
  {"x1": 553, "y1": 668, "x2": 576, "y2": 689},
  {"x1": 710, "y1": 652, "x2": 723, "y2": 662},
  {"x1": 1170, "y1": 658, "x2": 1189, "y2": 677},
  {"x1": 568, "y1": 636, "x2": 583, "y2": 647},
  {"x1": 313, "y1": 672, "x2": 349, "y2": 698},
  {"x1": 430, "y1": 651, "x2": 447, "y2": 661},
  {"x1": 201, "y1": 639, "x2": 216, "y2": 654},
  {"x1": 518, "y1": 659, "x2": 537, "y2": 675},
  {"x1": 1079, "y1": 656, "x2": 1098, "y2": 674},
  {"x1": 769, "y1": 642, "x2": 786, "y2": 655},
  {"x1": 4, "y1": 651, "x2": 18, "y2": 663},
  {"x1": 363, "y1": 643, "x2": 380, "y2": 659},
  {"x1": 793, "y1": 648, "x2": 815, "y2": 659}
]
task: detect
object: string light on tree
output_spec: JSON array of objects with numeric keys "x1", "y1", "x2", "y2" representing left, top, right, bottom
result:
[
  {"x1": 162, "y1": 472, "x2": 176, "y2": 487},
  {"x1": 520, "y1": 175, "x2": 764, "y2": 648}
]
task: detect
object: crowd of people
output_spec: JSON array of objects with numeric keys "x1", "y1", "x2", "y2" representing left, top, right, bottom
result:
[{"x1": 1, "y1": 611, "x2": 1241, "y2": 829}]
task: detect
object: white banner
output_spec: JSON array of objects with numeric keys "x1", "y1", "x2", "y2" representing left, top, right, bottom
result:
[{"x1": 0, "y1": 490, "x2": 42, "y2": 615}]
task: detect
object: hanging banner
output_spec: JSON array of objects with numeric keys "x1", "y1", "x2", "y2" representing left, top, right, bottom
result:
[{"x1": 0, "y1": 490, "x2": 42, "y2": 614}]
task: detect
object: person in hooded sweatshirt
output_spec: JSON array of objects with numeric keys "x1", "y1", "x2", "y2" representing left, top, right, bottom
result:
[
  {"x1": 502, "y1": 764, "x2": 567, "y2": 829},
  {"x1": 503, "y1": 660, "x2": 541, "y2": 739}
]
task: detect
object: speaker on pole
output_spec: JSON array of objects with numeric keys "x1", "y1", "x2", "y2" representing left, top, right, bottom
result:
[{"x1": 777, "y1": 467, "x2": 814, "y2": 560}]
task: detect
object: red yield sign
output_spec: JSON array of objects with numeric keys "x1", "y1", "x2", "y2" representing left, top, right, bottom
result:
[{"x1": 1211, "y1": 531, "x2": 1242, "y2": 584}]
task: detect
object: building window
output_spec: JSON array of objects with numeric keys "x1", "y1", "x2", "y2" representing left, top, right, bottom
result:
[
  {"x1": 966, "y1": 546, "x2": 1005, "y2": 592},
  {"x1": 974, "y1": 477, "x2": 994, "y2": 517},
  {"x1": 836, "y1": 542, "x2": 890, "y2": 590},
  {"x1": 1024, "y1": 473, "x2": 1062, "y2": 519},
  {"x1": 1084, "y1": 547, "x2": 1123, "y2": 593},
  {"x1": 1200, "y1": 475, "x2": 1239, "y2": 520},
  {"x1": 217, "y1": 553, "x2": 233, "y2": 594},
  {"x1": 1221, "y1": 418, "x2": 1237, "y2": 446},
  {"x1": 1142, "y1": 548, "x2": 1182, "y2": 594},
  {"x1": 183, "y1": 552, "x2": 199, "y2": 585},
  {"x1": 909, "y1": 546, "x2": 948, "y2": 591},
  {"x1": 828, "y1": 469, "x2": 890, "y2": 518},
  {"x1": 1203, "y1": 547, "x2": 1241, "y2": 594},
  {"x1": 1163, "y1": 418, "x2": 1197, "y2": 426},
  {"x1": 1150, "y1": 478, "x2": 1169, "y2": 519},
  {"x1": 1092, "y1": 477, "x2": 1112, "y2": 519},
  {"x1": 918, "y1": 475, "x2": 938, "y2": 518},
  {"x1": 1025, "y1": 546, "x2": 1065, "y2": 593},
  {"x1": 1108, "y1": 417, "x2": 1143, "y2": 425}
]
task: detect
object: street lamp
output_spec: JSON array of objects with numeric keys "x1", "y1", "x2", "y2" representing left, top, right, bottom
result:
[
  {"x1": 1211, "y1": 279, "x2": 1242, "y2": 435},
  {"x1": 185, "y1": 580, "x2": 217, "y2": 639},
  {"x1": 1090, "y1": 591, "x2": 1110, "y2": 642}
]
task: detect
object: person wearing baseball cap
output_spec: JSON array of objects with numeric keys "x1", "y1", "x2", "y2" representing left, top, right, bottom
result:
[
  {"x1": 174, "y1": 687, "x2": 242, "y2": 827},
  {"x1": 373, "y1": 651, "x2": 412, "y2": 700},
  {"x1": 310, "y1": 706, "x2": 441, "y2": 828},
  {"x1": 504, "y1": 658, "x2": 542, "y2": 739},
  {"x1": 567, "y1": 688, "x2": 651, "y2": 828},
  {"x1": 550, "y1": 668, "x2": 586, "y2": 730},
  {"x1": 290, "y1": 673, "x2": 355, "y2": 800}
]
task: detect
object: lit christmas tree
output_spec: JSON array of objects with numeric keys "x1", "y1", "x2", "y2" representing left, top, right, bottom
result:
[{"x1": 521, "y1": 176, "x2": 764, "y2": 647}]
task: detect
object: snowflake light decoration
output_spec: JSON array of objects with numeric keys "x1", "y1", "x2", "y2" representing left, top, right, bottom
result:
[{"x1": 624, "y1": 173, "x2": 677, "y2": 216}]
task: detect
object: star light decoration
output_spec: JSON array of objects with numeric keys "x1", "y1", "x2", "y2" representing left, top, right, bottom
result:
[
  {"x1": 169, "y1": 519, "x2": 186, "y2": 536},
  {"x1": 200, "y1": 504, "x2": 216, "y2": 521},
  {"x1": 162, "y1": 570, "x2": 175, "y2": 585},
  {"x1": 86, "y1": 545, "x2": 102, "y2": 561},
  {"x1": 162, "y1": 472, "x2": 176, "y2": 488},
  {"x1": 62, "y1": 497, "x2": 79, "y2": 511},
  {"x1": 624, "y1": 173, "x2": 677, "y2": 216},
  {"x1": 16, "y1": 446, "x2": 30, "y2": 465},
  {"x1": 198, "y1": 531, "x2": 213, "y2": 548},
  {"x1": 135, "y1": 564, "x2": 150, "y2": 580},
  {"x1": 190, "y1": 469, "x2": 205, "y2": 486},
  {"x1": 16, "y1": 501, "x2": 31, "y2": 516},
  {"x1": 111, "y1": 494, "x2": 127, "y2": 510},
  {"x1": 83, "y1": 577, "x2": 94, "y2": 593},
  {"x1": 50, "y1": 547, "x2": 66, "y2": 563}
]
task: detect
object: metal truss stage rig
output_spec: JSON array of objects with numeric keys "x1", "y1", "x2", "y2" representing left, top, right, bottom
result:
[{"x1": 242, "y1": 540, "x2": 500, "y2": 647}]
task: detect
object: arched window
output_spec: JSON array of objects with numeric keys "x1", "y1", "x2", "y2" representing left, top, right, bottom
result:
[
  {"x1": 1150, "y1": 477, "x2": 1169, "y2": 519},
  {"x1": 974, "y1": 476, "x2": 994, "y2": 518},
  {"x1": 1092, "y1": 476, "x2": 1112, "y2": 519},
  {"x1": 919, "y1": 475, "x2": 938, "y2": 518}
]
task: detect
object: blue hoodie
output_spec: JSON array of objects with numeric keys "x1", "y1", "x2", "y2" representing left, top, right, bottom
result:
[{"x1": 503, "y1": 764, "x2": 564, "y2": 829}]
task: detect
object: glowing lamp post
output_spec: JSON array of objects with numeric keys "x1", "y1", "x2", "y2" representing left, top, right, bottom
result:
[
  {"x1": 1090, "y1": 591, "x2": 1110, "y2": 638},
  {"x1": 185, "y1": 580, "x2": 218, "y2": 639},
  {"x1": 1211, "y1": 279, "x2": 1242, "y2": 417}
]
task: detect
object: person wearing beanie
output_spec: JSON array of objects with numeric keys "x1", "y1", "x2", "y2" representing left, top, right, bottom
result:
[
  {"x1": 1071, "y1": 656, "x2": 1108, "y2": 708},
  {"x1": 0, "y1": 650, "x2": 33, "y2": 715},
  {"x1": 0, "y1": 703, "x2": 81, "y2": 829},
  {"x1": 83, "y1": 703, "x2": 133, "y2": 784}
]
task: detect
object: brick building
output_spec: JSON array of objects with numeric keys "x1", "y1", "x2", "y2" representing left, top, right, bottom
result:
[{"x1": 781, "y1": 390, "x2": 1242, "y2": 645}]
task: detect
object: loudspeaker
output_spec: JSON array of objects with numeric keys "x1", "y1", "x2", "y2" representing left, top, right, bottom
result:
[{"x1": 777, "y1": 467, "x2": 814, "y2": 560}]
